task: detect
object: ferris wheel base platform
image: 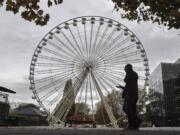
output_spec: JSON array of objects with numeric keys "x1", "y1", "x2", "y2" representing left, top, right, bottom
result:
[{"x1": 0, "y1": 127, "x2": 180, "y2": 135}]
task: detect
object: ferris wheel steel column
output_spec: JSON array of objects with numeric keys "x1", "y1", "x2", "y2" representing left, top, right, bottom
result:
[
  {"x1": 61, "y1": 68, "x2": 89, "y2": 121},
  {"x1": 91, "y1": 72, "x2": 118, "y2": 128},
  {"x1": 48, "y1": 68, "x2": 89, "y2": 123}
]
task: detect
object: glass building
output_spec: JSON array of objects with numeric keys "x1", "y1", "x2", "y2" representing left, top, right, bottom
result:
[{"x1": 149, "y1": 59, "x2": 180, "y2": 126}]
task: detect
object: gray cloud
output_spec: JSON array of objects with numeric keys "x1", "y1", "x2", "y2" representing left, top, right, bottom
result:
[{"x1": 0, "y1": 0, "x2": 179, "y2": 106}]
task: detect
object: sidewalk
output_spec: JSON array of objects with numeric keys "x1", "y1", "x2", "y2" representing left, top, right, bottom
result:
[{"x1": 0, "y1": 127, "x2": 180, "y2": 135}]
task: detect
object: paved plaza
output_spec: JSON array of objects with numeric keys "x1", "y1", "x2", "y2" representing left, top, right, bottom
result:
[{"x1": 0, "y1": 127, "x2": 180, "y2": 135}]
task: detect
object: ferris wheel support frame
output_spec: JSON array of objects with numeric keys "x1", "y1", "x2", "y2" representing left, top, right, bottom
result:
[
  {"x1": 91, "y1": 72, "x2": 118, "y2": 128},
  {"x1": 48, "y1": 68, "x2": 89, "y2": 123},
  {"x1": 48, "y1": 66, "x2": 118, "y2": 128}
]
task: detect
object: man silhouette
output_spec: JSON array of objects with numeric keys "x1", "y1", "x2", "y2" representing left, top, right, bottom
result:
[{"x1": 117, "y1": 64, "x2": 141, "y2": 130}]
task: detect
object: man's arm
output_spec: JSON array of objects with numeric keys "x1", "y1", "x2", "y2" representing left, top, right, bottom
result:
[
  {"x1": 116, "y1": 84, "x2": 125, "y2": 90},
  {"x1": 116, "y1": 84, "x2": 127, "y2": 98}
]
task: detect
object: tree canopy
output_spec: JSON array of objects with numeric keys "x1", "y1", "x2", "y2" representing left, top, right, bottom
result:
[
  {"x1": 0, "y1": 0, "x2": 179, "y2": 29},
  {"x1": 0, "y1": 0, "x2": 63, "y2": 26},
  {"x1": 112, "y1": 0, "x2": 180, "y2": 29}
]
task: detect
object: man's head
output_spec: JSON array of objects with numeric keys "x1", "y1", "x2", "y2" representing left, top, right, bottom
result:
[{"x1": 124, "y1": 64, "x2": 133, "y2": 73}]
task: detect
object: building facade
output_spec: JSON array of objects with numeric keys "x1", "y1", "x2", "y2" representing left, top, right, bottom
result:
[{"x1": 148, "y1": 59, "x2": 180, "y2": 126}]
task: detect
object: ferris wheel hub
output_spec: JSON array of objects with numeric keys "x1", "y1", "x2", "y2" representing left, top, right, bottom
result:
[
  {"x1": 86, "y1": 65, "x2": 92, "y2": 71},
  {"x1": 80, "y1": 60, "x2": 97, "y2": 72}
]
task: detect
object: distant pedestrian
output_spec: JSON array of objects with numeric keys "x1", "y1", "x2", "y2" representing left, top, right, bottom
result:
[{"x1": 117, "y1": 64, "x2": 141, "y2": 130}]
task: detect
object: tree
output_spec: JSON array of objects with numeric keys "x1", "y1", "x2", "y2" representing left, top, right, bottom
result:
[
  {"x1": 145, "y1": 89, "x2": 165, "y2": 126},
  {"x1": 74, "y1": 102, "x2": 90, "y2": 115},
  {"x1": 95, "y1": 90, "x2": 123, "y2": 125},
  {"x1": 95, "y1": 89, "x2": 149, "y2": 126},
  {"x1": 0, "y1": 0, "x2": 179, "y2": 29},
  {"x1": 66, "y1": 102, "x2": 90, "y2": 121},
  {"x1": 137, "y1": 89, "x2": 148, "y2": 114},
  {"x1": 0, "y1": 0, "x2": 62, "y2": 26},
  {"x1": 112, "y1": 0, "x2": 180, "y2": 29}
]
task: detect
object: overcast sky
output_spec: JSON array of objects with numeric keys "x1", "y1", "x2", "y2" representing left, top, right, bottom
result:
[{"x1": 0, "y1": 0, "x2": 180, "y2": 104}]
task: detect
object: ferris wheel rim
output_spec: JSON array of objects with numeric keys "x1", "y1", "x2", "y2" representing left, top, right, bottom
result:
[{"x1": 29, "y1": 15, "x2": 150, "y2": 124}]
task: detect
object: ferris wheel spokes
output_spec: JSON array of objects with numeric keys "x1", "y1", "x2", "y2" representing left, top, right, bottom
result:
[
  {"x1": 47, "y1": 65, "x2": 119, "y2": 128},
  {"x1": 30, "y1": 16, "x2": 150, "y2": 127}
]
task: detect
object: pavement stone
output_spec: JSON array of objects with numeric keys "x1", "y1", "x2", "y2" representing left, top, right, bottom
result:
[{"x1": 0, "y1": 127, "x2": 180, "y2": 135}]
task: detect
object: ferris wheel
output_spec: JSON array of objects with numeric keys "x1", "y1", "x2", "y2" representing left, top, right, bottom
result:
[{"x1": 29, "y1": 16, "x2": 149, "y2": 127}]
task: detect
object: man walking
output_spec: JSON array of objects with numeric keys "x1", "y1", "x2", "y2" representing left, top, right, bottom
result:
[{"x1": 117, "y1": 64, "x2": 141, "y2": 130}]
